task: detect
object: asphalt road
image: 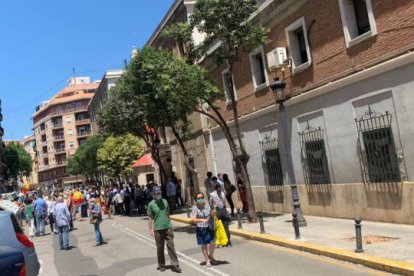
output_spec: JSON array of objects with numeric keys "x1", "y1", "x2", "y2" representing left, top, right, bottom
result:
[{"x1": 32, "y1": 215, "x2": 394, "y2": 276}]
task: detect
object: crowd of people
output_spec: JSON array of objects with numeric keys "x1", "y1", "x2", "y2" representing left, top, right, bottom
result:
[{"x1": 1, "y1": 171, "x2": 248, "y2": 273}]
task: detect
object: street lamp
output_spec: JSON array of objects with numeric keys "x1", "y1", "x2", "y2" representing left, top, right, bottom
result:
[{"x1": 271, "y1": 76, "x2": 307, "y2": 226}]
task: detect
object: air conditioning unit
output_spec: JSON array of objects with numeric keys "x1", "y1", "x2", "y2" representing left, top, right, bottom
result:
[{"x1": 266, "y1": 47, "x2": 287, "y2": 70}]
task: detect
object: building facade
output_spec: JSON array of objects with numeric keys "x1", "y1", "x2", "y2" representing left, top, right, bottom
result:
[
  {"x1": 20, "y1": 135, "x2": 38, "y2": 186},
  {"x1": 89, "y1": 70, "x2": 124, "y2": 134},
  {"x1": 32, "y1": 77, "x2": 98, "y2": 190},
  {"x1": 201, "y1": 0, "x2": 414, "y2": 224},
  {"x1": 142, "y1": 0, "x2": 414, "y2": 223}
]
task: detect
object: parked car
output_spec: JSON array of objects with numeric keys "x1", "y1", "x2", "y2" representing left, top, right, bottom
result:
[
  {"x1": 0, "y1": 245, "x2": 25, "y2": 276},
  {"x1": 0, "y1": 211, "x2": 40, "y2": 276}
]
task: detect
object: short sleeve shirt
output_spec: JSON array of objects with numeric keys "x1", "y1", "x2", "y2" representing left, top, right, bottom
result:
[
  {"x1": 191, "y1": 205, "x2": 211, "y2": 228},
  {"x1": 209, "y1": 191, "x2": 226, "y2": 209},
  {"x1": 147, "y1": 199, "x2": 172, "y2": 231}
]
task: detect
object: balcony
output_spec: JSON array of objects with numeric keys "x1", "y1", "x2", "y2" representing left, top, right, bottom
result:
[
  {"x1": 56, "y1": 160, "x2": 67, "y2": 166},
  {"x1": 53, "y1": 135, "x2": 65, "y2": 141},
  {"x1": 52, "y1": 122, "x2": 63, "y2": 129},
  {"x1": 75, "y1": 118, "x2": 90, "y2": 126},
  {"x1": 77, "y1": 130, "x2": 91, "y2": 137},
  {"x1": 55, "y1": 147, "x2": 66, "y2": 153}
]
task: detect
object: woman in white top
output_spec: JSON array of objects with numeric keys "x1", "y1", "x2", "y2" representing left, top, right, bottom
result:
[
  {"x1": 191, "y1": 192, "x2": 216, "y2": 267},
  {"x1": 46, "y1": 195, "x2": 57, "y2": 234}
]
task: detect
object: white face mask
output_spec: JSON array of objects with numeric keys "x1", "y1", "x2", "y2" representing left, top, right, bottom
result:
[{"x1": 155, "y1": 194, "x2": 162, "y2": 201}]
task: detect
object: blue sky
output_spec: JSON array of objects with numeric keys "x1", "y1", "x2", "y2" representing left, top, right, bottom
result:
[{"x1": 0, "y1": 0, "x2": 174, "y2": 140}]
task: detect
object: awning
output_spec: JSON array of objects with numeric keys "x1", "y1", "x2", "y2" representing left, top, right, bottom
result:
[{"x1": 132, "y1": 153, "x2": 154, "y2": 168}]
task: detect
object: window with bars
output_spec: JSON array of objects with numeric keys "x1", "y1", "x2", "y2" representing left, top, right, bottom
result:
[
  {"x1": 260, "y1": 138, "x2": 283, "y2": 186},
  {"x1": 355, "y1": 108, "x2": 401, "y2": 183},
  {"x1": 299, "y1": 126, "x2": 330, "y2": 184}
]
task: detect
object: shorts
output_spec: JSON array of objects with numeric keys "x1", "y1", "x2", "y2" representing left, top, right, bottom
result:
[
  {"x1": 196, "y1": 227, "x2": 215, "y2": 245},
  {"x1": 74, "y1": 204, "x2": 81, "y2": 213}
]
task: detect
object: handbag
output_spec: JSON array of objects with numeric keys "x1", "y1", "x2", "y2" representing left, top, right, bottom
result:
[
  {"x1": 89, "y1": 217, "x2": 98, "y2": 224},
  {"x1": 230, "y1": 184, "x2": 237, "y2": 193}
]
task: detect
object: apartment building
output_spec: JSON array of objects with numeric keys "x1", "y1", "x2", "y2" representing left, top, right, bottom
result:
[
  {"x1": 200, "y1": 0, "x2": 414, "y2": 224},
  {"x1": 89, "y1": 70, "x2": 124, "y2": 134},
  {"x1": 20, "y1": 135, "x2": 38, "y2": 186},
  {"x1": 32, "y1": 77, "x2": 98, "y2": 190}
]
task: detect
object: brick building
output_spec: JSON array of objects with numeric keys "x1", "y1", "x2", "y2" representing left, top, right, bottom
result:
[
  {"x1": 145, "y1": 0, "x2": 414, "y2": 223},
  {"x1": 32, "y1": 77, "x2": 98, "y2": 190},
  {"x1": 204, "y1": 0, "x2": 414, "y2": 224}
]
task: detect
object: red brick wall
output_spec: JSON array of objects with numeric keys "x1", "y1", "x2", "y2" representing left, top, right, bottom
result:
[{"x1": 212, "y1": 0, "x2": 414, "y2": 121}]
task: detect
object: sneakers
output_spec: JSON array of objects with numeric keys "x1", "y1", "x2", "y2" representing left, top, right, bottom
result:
[
  {"x1": 157, "y1": 266, "x2": 166, "y2": 272},
  {"x1": 171, "y1": 266, "x2": 182, "y2": 273}
]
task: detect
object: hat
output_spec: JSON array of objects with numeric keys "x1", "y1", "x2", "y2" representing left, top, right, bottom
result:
[{"x1": 152, "y1": 187, "x2": 162, "y2": 194}]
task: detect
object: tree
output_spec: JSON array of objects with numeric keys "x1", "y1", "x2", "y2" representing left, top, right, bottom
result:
[
  {"x1": 165, "y1": 0, "x2": 269, "y2": 221},
  {"x1": 5, "y1": 142, "x2": 33, "y2": 184},
  {"x1": 98, "y1": 47, "x2": 222, "y2": 192},
  {"x1": 67, "y1": 135, "x2": 105, "y2": 179},
  {"x1": 97, "y1": 134, "x2": 143, "y2": 183}
]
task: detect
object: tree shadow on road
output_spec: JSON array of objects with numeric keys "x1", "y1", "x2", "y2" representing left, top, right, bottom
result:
[{"x1": 173, "y1": 225, "x2": 197, "y2": 234}]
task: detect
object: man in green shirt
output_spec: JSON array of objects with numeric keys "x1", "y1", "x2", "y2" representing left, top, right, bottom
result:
[{"x1": 147, "y1": 186, "x2": 181, "y2": 273}]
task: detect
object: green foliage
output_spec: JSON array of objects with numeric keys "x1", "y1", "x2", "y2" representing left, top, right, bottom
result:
[
  {"x1": 66, "y1": 135, "x2": 105, "y2": 177},
  {"x1": 98, "y1": 47, "x2": 222, "y2": 139},
  {"x1": 97, "y1": 134, "x2": 143, "y2": 180},
  {"x1": 162, "y1": 22, "x2": 199, "y2": 64},
  {"x1": 191, "y1": 0, "x2": 269, "y2": 65},
  {"x1": 5, "y1": 142, "x2": 32, "y2": 181}
]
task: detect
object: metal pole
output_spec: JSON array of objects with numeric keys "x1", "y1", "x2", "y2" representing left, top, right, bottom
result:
[
  {"x1": 258, "y1": 210, "x2": 265, "y2": 234},
  {"x1": 279, "y1": 101, "x2": 307, "y2": 226},
  {"x1": 354, "y1": 217, "x2": 364, "y2": 253},
  {"x1": 237, "y1": 208, "x2": 242, "y2": 229},
  {"x1": 292, "y1": 212, "x2": 301, "y2": 239}
]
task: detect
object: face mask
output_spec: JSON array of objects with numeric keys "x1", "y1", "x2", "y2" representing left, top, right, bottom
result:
[
  {"x1": 196, "y1": 198, "x2": 205, "y2": 204},
  {"x1": 155, "y1": 194, "x2": 162, "y2": 201}
]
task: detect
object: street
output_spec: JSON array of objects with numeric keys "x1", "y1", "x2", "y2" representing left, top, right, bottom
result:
[{"x1": 33, "y1": 215, "x2": 393, "y2": 276}]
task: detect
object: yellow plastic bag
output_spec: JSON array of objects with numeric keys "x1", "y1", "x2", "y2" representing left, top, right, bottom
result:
[{"x1": 215, "y1": 218, "x2": 228, "y2": 246}]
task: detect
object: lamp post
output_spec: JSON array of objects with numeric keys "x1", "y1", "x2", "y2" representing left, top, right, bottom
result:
[
  {"x1": 152, "y1": 136, "x2": 163, "y2": 186},
  {"x1": 271, "y1": 76, "x2": 307, "y2": 226}
]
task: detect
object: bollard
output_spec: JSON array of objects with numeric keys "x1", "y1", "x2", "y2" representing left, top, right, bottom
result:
[
  {"x1": 237, "y1": 208, "x2": 242, "y2": 229},
  {"x1": 292, "y1": 213, "x2": 301, "y2": 240},
  {"x1": 186, "y1": 204, "x2": 191, "y2": 218},
  {"x1": 258, "y1": 210, "x2": 265, "y2": 234},
  {"x1": 354, "y1": 217, "x2": 364, "y2": 253}
]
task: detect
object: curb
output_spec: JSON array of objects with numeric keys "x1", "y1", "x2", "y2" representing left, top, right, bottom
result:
[{"x1": 170, "y1": 215, "x2": 414, "y2": 276}]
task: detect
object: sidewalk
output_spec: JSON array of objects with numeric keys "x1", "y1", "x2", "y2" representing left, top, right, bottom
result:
[{"x1": 170, "y1": 211, "x2": 414, "y2": 275}]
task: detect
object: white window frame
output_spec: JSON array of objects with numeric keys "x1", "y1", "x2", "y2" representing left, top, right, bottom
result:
[
  {"x1": 248, "y1": 46, "x2": 269, "y2": 92},
  {"x1": 66, "y1": 116, "x2": 72, "y2": 123},
  {"x1": 67, "y1": 129, "x2": 73, "y2": 136},
  {"x1": 285, "y1": 17, "x2": 312, "y2": 74},
  {"x1": 221, "y1": 68, "x2": 237, "y2": 105},
  {"x1": 338, "y1": 0, "x2": 377, "y2": 48}
]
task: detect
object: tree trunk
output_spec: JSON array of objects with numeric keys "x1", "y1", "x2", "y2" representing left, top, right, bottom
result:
[{"x1": 169, "y1": 124, "x2": 199, "y2": 197}]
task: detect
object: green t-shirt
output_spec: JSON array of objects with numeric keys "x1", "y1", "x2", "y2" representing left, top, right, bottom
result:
[
  {"x1": 25, "y1": 204, "x2": 34, "y2": 219},
  {"x1": 147, "y1": 199, "x2": 172, "y2": 231}
]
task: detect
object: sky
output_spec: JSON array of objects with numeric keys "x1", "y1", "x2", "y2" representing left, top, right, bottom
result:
[{"x1": 0, "y1": 0, "x2": 175, "y2": 140}]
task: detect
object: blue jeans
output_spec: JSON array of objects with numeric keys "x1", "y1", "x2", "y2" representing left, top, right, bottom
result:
[
  {"x1": 58, "y1": 225, "x2": 69, "y2": 249},
  {"x1": 94, "y1": 221, "x2": 104, "y2": 244},
  {"x1": 35, "y1": 212, "x2": 46, "y2": 235}
]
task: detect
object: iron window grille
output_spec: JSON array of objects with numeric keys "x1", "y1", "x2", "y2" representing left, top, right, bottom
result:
[
  {"x1": 260, "y1": 138, "x2": 283, "y2": 186},
  {"x1": 299, "y1": 124, "x2": 330, "y2": 184},
  {"x1": 355, "y1": 107, "x2": 401, "y2": 183}
]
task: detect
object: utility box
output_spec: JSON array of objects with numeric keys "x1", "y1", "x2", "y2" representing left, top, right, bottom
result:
[{"x1": 266, "y1": 47, "x2": 287, "y2": 70}]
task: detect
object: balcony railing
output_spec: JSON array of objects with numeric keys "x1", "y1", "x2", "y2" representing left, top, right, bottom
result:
[
  {"x1": 75, "y1": 118, "x2": 90, "y2": 125},
  {"x1": 52, "y1": 122, "x2": 63, "y2": 129},
  {"x1": 56, "y1": 160, "x2": 67, "y2": 165},
  {"x1": 55, "y1": 147, "x2": 65, "y2": 153},
  {"x1": 50, "y1": 106, "x2": 88, "y2": 117},
  {"x1": 78, "y1": 130, "x2": 91, "y2": 137},
  {"x1": 53, "y1": 135, "x2": 64, "y2": 141}
]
